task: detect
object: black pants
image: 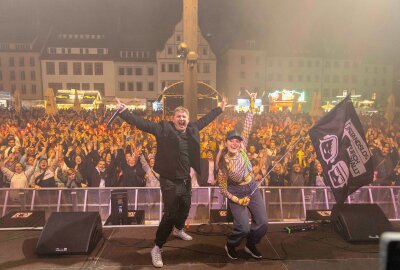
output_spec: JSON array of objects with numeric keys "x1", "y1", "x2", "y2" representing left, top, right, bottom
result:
[{"x1": 155, "y1": 177, "x2": 191, "y2": 248}]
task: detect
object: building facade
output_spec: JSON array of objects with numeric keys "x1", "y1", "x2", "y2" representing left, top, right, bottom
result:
[
  {"x1": 220, "y1": 42, "x2": 394, "y2": 106},
  {"x1": 0, "y1": 35, "x2": 43, "y2": 100}
]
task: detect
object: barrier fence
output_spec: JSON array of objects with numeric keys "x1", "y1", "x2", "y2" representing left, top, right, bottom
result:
[{"x1": 1, "y1": 186, "x2": 399, "y2": 226}]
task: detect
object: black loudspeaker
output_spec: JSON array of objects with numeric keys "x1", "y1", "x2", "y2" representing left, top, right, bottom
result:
[
  {"x1": 36, "y1": 212, "x2": 102, "y2": 255},
  {"x1": 0, "y1": 211, "x2": 45, "y2": 228},
  {"x1": 110, "y1": 189, "x2": 128, "y2": 225},
  {"x1": 128, "y1": 210, "x2": 145, "y2": 225},
  {"x1": 331, "y1": 204, "x2": 392, "y2": 242},
  {"x1": 210, "y1": 208, "x2": 233, "y2": 223}
]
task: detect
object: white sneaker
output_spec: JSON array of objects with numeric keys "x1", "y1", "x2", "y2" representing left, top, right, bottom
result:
[
  {"x1": 151, "y1": 245, "x2": 163, "y2": 268},
  {"x1": 172, "y1": 228, "x2": 193, "y2": 241}
]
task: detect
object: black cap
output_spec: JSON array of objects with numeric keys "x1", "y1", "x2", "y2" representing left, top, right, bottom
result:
[{"x1": 226, "y1": 130, "x2": 243, "y2": 141}]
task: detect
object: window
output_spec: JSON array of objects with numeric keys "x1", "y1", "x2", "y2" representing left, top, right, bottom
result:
[
  {"x1": 0, "y1": 84, "x2": 2, "y2": 91},
  {"x1": 59, "y1": 62, "x2": 68, "y2": 75},
  {"x1": 119, "y1": 82, "x2": 125, "y2": 91},
  {"x1": 31, "y1": 84, "x2": 37, "y2": 94},
  {"x1": 136, "y1": 82, "x2": 143, "y2": 91},
  {"x1": 11, "y1": 84, "x2": 16, "y2": 91},
  {"x1": 240, "y1": 56, "x2": 245, "y2": 64},
  {"x1": 20, "y1": 71, "x2": 25, "y2": 80},
  {"x1": 161, "y1": 64, "x2": 165, "y2": 72},
  {"x1": 128, "y1": 82, "x2": 134, "y2": 91},
  {"x1": 333, "y1": 75, "x2": 339, "y2": 83},
  {"x1": 48, "y1": 83, "x2": 62, "y2": 91},
  {"x1": 176, "y1": 34, "x2": 181, "y2": 42},
  {"x1": 21, "y1": 85, "x2": 26, "y2": 94},
  {"x1": 66, "y1": 83, "x2": 80, "y2": 90},
  {"x1": 0, "y1": 71, "x2": 2, "y2": 80},
  {"x1": 10, "y1": 71, "x2": 15, "y2": 81},
  {"x1": 148, "y1": 81, "x2": 154, "y2": 91},
  {"x1": 334, "y1": 61, "x2": 339, "y2": 68},
  {"x1": 82, "y1": 83, "x2": 90, "y2": 90},
  {"x1": 202, "y1": 47, "x2": 208, "y2": 56},
  {"x1": 240, "y1": 71, "x2": 246, "y2": 79},
  {"x1": 84, "y1": 63, "x2": 93, "y2": 75},
  {"x1": 46, "y1": 62, "x2": 55, "y2": 75},
  {"x1": 167, "y1": 46, "x2": 173, "y2": 55},
  {"x1": 95, "y1": 62, "x2": 103, "y2": 75},
  {"x1": 19, "y1": 57, "x2": 25, "y2": 67},
  {"x1": 203, "y1": 63, "x2": 210, "y2": 73},
  {"x1": 135, "y1": 67, "x2": 142, "y2": 75},
  {"x1": 298, "y1": 74, "x2": 303, "y2": 82},
  {"x1": 9, "y1": 57, "x2": 14, "y2": 67},
  {"x1": 30, "y1": 71, "x2": 36, "y2": 81},
  {"x1": 94, "y1": 83, "x2": 105, "y2": 96},
  {"x1": 97, "y1": 48, "x2": 104, "y2": 54},
  {"x1": 325, "y1": 61, "x2": 331, "y2": 68},
  {"x1": 174, "y1": 64, "x2": 180, "y2": 73},
  {"x1": 126, "y1": 67, "x2": 132, "y2": 75},
  {"x1": 148, "y1": 67, "x2": 154, "y2": 75},
  {"x1": 168, "y1": 64, "x2": 174, "y2": 72},
  {"x1": 27, "y1": 57, "x2": 34, "y2": 67},
  {"x1": 73, "y1": 63, "x2": 82, "y2": 75}
]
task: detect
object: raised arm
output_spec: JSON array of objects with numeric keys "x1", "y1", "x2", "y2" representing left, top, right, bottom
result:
[
  {"x1": 241, "y1": 92, "x2": 256, "y2": 149},
  {"x1": 116, "y1": 99, "x2": 161, "y2": 135},
  {"x1": 194, "y1": 97, "x2": 225, "y2": 131}
]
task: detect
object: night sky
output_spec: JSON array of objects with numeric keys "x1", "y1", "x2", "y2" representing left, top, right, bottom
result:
[{"x1": 0, "y1": 0, "x2": 399, "y2": 61}]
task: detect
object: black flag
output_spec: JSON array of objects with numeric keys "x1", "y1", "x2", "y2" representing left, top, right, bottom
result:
[{"x1": 309, "y1": 95, "x2": 373, "y2": 204}]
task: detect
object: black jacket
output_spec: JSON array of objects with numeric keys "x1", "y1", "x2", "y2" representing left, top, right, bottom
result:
[{"x1": 119, "y1": 107, "x2": 222, "y2": 179}]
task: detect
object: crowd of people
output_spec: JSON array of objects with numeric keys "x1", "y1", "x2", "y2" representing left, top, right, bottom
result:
[{"x1": 0, "y1": 106, "x2": 399, "y2": 190}]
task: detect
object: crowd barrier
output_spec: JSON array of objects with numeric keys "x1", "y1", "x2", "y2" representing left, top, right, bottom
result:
[{"x1": 1, "y1": 186, "x2": 399, "y2": 226}]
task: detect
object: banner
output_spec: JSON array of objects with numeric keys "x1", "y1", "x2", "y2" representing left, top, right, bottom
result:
[{"x1": 309, "y1": 95, "x2": 373, "y2": 203}]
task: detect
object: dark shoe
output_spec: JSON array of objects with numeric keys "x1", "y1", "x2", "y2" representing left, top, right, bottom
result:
[
  {"x1": 244, "y1": 245, "x2": 262, "y2": 259},
  {"x1": 225, "y1": 244, "x2": 238, "y2": 260}
]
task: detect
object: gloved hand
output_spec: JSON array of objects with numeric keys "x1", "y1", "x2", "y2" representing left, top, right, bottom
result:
[{"x1": 237, "y1": 196, "x2": 251, "y2": 206}]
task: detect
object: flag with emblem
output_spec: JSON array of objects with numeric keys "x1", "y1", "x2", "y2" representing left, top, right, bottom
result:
[{"x1": 309, "y1": 95, "x2": 373, "y2": 204}]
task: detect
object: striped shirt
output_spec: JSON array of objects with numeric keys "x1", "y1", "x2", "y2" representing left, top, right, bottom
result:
[{"x1": 218, "y1": 112, "x2": 254, "y2": 198}]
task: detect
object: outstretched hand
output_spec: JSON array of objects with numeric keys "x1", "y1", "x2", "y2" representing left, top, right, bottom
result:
[
  {"x1": 220, "y1": 96, "x2": 227, "y2": 111},
  {"x1": 116, "y1": 98, "x2": 127, "y2": 113}
]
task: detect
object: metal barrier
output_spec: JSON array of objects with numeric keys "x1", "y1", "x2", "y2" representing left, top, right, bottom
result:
[{"x1": 1, "y1": 186, "x2": 399, "y2": 226}]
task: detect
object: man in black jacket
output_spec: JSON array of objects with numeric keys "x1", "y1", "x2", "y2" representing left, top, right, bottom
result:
[{"x1": 116, "y1": 98, "x2": 225, "y2": 268}]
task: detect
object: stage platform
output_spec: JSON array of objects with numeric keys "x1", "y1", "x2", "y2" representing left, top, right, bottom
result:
[{"x1": 0, "y1": 222, "x2": 396, "y2": 270}]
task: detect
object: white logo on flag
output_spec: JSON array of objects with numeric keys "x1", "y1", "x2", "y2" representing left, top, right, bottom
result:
[
  {"x1": 319, "y1": 135, "x2": 338, "y2": 164},
  {"x1": 328, "y1": 160, "x2": 349, "y2": 188}
]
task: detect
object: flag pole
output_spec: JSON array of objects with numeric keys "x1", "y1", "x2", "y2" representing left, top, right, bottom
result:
[{"x1": 250, "y1": 133, "x2": 306, "y2": 195}]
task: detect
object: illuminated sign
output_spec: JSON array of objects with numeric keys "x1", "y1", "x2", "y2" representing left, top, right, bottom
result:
[{"x1": 268, "y1": 89, "x2": 305, "y2": 102}]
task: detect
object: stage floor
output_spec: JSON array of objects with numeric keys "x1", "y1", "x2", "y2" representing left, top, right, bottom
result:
[{"x1": 0, "y1": 222, "x2": 394, "y2": 270}]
